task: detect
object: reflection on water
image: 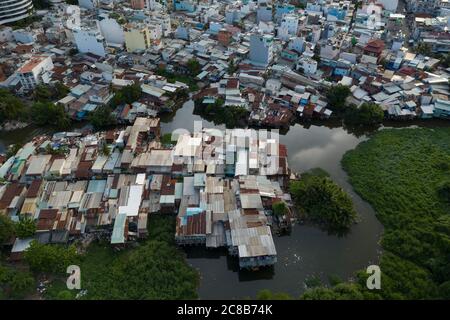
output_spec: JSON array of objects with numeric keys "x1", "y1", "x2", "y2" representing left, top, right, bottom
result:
[{"x1": 161, "y1": 101, "x2": 384, "y2": 299}]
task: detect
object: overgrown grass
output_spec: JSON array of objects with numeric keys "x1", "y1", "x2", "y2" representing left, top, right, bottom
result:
[{"x1": 342, "y1": 127, "x2": 450, "y2": 299}]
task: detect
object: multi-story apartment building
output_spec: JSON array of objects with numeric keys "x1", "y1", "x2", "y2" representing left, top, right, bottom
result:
[
  {"x1": 249, "y1": 33, "x2": 274, "y2": 66},
  {"x1": 124, "y1": 22, "x2": 151, "y2": 52},
  {"x1": 17, "y1": 55, "x2": 54, "y2": 91},
  {"x1": 73, "y1": 27, "x2": 107, "y2": 57},
  {"x1": 0, "y1": 0, "x2": 34, "y2": 25}
]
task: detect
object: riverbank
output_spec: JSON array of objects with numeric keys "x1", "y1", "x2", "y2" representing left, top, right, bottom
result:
[{"x1": 341, "y1": 127, "x2": 450, "y2": 299}]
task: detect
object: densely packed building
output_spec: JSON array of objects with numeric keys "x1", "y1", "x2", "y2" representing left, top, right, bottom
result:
[
  {"x1": 0, "y1": 116, "x2": 292, "y2": 268},
  {"x1": 1, "y1": 0, "x2": 449, "y2": 124}
]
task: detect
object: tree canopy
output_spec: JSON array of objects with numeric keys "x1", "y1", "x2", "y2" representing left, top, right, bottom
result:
[
  {"x1": 0, "y1": 264, "x2": 35, "y2": 299},
  {"x1": 342, "y1": 127, "x2": 450, "y2": 299},
  {"x1": 110, "y1": 84, "x2": 142, "y2": 107},
  {"x1": 15, "y1": 217, "x2": 36, "y2": 239},
  {"x1": 194, "y1": 99, "x2": 248, "y2": 128},
  {"x1": 186, "y1": 58, "x2": 201, "y2": 76},
  {"x1": 45, "y1": 216, "x2": 199, "y2": 300},
  {"x1": 31, "y1": 101, "x2": 71, "y2": 130},
  {"x1": 34, "y1": 82, "x2": 70, "y2": 102},
  {"x1": 88, "y1": 105, "x2": 117, "y2": 130},
  {"x1": 24, "y1": 241, "x2": 79, "y2": 274},
  {"x1": 0, "y1": 215, "x2": 15, "y2": 245},
  {"x1": 290, "y1": 171, "x2": 357, "y2": 236},
  {"x1": 0, "y1": 89, "x2": 27, "y2": 125},
  {"x1": 272, "y1": 201, "x2": 288, "y2": 217},
  {"x1": 344, "y1": 102, "x2": 384, "y2": 126},
  {"x1": 326, "y1": 85, "x2": 351, "y2": 111}
]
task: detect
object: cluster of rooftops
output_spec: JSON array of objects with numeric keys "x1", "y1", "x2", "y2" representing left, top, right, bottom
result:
[{"x1": 0, "y1": 116, "x2": 292, "y2": 268}]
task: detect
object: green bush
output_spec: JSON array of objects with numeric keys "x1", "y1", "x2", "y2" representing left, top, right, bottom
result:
[
  {"x1": 15, "y1": 217, "x2": 36, "y2": 239},
  {"x1": 24, "y1": 241, "x2": 79, "y2": 274},
  {"x1": 290, "y1": 172, "x2": 357, "y2": 236}
]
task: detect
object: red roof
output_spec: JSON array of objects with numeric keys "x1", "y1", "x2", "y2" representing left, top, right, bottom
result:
[
  {"x1": 364, "y1": 39, "x2": 385, "y2": 54},
  {"x1": 18, "y1": 56, "x2": 49, "y2": 73}
]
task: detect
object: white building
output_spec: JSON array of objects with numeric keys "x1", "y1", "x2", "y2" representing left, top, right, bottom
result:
[
  {"x1": 98, "y1": 17, "x2": 125, "y2": 46},
  {"x1": 17, "y1": 55, "x2": 54, "y2": 91},
  {"x1": 73, "y1": 27, "x2": 107, "y2": 57},
  {"x1": 301, "y1": 58, "x2": 318, "y2": 75},
  {"x1": 288, "y1": 37, "x2": 305, "y2": 53},
  {"x1": 151, "y1": 14, "x2": 171, "y2": 37},
  {"x1": 0, "y1": 0, "x2": 34, "y2": 25},
  {"x1": 279, "y1": 14, "x2": 298, "y2": 38},
  {"x1": 265, "y1": 78, "x2": 282, "y2": 95},
  {"x1": 148, "y1": 24, "x2": 162, "y2": 41},
  {"x1": 0, "y1": 26, "x2": 13, "y2": 42}
]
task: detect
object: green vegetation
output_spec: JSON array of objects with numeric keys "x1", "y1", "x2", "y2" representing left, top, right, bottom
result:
[
  {"x1": 341, "y1": 128, "x2": 450, "y2": 299},
  {"x1": 228, "y1": 59, "x2": 238, "y2": 75},
  {"x1": 156, "y1": 67, "x2": 199, "y2": 92},
  {"x1": 31, "y1": 101, "x2": 70, "y2": 130},
  {"x1": 0, "y1": 264, "x2": 35, "y2": 299},
  {"x1": 186, "y1": 58, "x2": 201, "y2": 76},
  {"x1": 328, "y1": 274, "x2": 343, "y2": 286},
  {"x1": 0, "y1": 215, "x2": 15, "y2": 244},
  {"x1": 108, "y1": 12, "x2": 127, "y2": 25},
  {"x1": 194, "y1": 98, "x2": 249, "y2": 128},
  {"x1": 5, "y1": 14, "x2": 41, "y2": 30},
  {"x1": 0, "y1": 89, "x2": 27, "y2": 125},
  {"x1": 24, "y1": 241, "x2": 79, "y2": 274},
  {"x1": 46, "y1": 215, "x2": 199, "y2": 300},
  {"x1": 301, "y1": 281, "x2": 381, "y2": 300},
  {"x1": 415, "y1": 42, "x2": 432, "y2": 56},
  {"x1": 15, "y1": 217, "x2": 36, "y2": 239},
  {"x1": 32, "y1": 0, "x2": 51, "y2": 9},
  {"x1": 88, "y1": 105, "x2": 117, "y2": 130},
  {"x1": 304, "y1": 275, "x2": 322, "y2": 288},
  {"x1": 1, "y1": 83, "x2": 72, "y2": 128},
  {"x1": 99, "y1": 143, "x2": 111, "y2": 157},
  {"x1": 5, "y1": 144, "x2": 23, "y2": 159},
  {"x1": 45, "y1": 144, "x2": 68, "y2": 156},
  {"x1": 272, "y1": 201, "x2": 288, "y2": 217},
  {"x1": 34, "y1": 82, "x2": 70, "y2": 102},
  {"x1": 290, "y1": 169, "x2": 357, "y2": 236},
  {"x1": 68, "y1": 48, "x2": 78, "y2": 56},
  {"x1": 440, "y1": 54, "x2": 450, "y2": 68},
  {"x1": 344, "y1": 102, "x2": 384, "y2": 126},
  {"x1": 256, "y1": 272, "x2": 382, "y2": 300},
  {"x1": 437, "y1": 180, "x2": 450, "y2": 204},
  {"x1": 256, "y1": 289, "x2": 293, "y2": 300},
  {"x1": 161, "y1": 133, "x2": 176, "y2": 145},
  {"x1": 110, "y1": 84, "x2": 142, "y2": 108},
  {"x1": 326, "y1": 84, "x2": 351, "y2": 112}
]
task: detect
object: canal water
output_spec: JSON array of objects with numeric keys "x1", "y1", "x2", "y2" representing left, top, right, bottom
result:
[
  {"x1": 161, "y1": 101, "x2": 384, "y2": 299},
  {"x1": 5, "y1": 100, "x2": 446, "y2": 299}
]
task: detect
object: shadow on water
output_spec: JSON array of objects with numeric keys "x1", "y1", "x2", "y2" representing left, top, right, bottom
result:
[
  {"x1": 161, "y1": 101, "x2": 450, "y2": 299},
  {"x1": 184, "y1": 247, "x2": 276, "y2": 283}
]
